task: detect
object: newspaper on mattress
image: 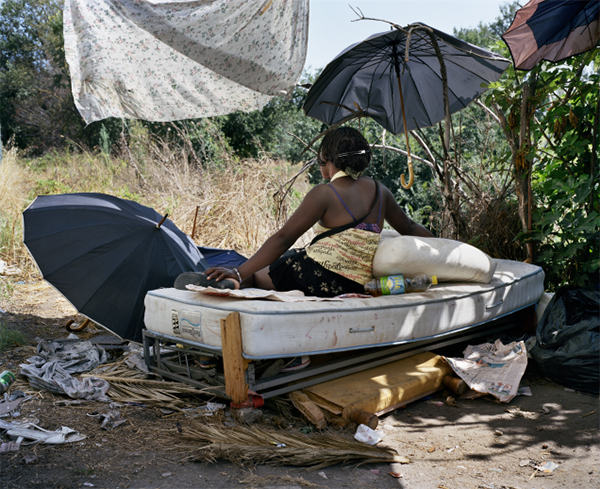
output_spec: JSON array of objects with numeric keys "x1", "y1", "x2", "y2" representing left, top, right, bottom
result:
[{"x1": 143, "y1": 259, "x2": 544, "y2": 359}]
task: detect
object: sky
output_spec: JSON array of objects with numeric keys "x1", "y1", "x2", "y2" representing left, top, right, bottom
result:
[{"x1": 305, "y1": 0, "x2": 513, "y2": 72}]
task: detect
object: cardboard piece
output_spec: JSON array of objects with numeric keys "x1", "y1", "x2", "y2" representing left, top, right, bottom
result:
[{"x1": 304, "y1": 352, "x2": 451, "y2": 417}]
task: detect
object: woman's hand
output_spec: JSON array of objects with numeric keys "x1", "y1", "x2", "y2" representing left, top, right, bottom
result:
[{"x1": 204, "y1": 266, "x2": 238, "y2": 283}]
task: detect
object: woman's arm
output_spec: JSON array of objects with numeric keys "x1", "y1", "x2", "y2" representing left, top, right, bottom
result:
[
  {"x1": 205, "y1": 184, "x2": 332, "y2": 281},
  {"x1": 382, "y1": 185, "x2": 435, "y2": 238}
]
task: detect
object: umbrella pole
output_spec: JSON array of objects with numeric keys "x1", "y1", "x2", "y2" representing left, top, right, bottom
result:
[
  {"x1": 396, "y1": 76, "x2": 414, "y2": 189},
  {"x1": 156, "y1": 213, "x2": 168, "y2": 229}
]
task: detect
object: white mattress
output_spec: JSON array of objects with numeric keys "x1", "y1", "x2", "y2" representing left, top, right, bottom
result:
[{"x1": 144, "y1": 259, "x2": 544, "y2": 359}]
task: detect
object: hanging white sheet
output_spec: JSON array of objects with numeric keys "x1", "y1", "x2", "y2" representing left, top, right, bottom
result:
[{"x1": 63, "y1": 0, "x2": 309, "y2": 124}]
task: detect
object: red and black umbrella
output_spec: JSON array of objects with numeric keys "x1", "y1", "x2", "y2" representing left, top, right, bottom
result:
[{"x1": 502, "y1": 0, "x2": 600, "y2": 71}]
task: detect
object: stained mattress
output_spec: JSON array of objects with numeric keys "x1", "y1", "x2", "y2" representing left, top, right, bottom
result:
[{"x1": 143, "y1": 259, "x2": 544, "y2": 359}]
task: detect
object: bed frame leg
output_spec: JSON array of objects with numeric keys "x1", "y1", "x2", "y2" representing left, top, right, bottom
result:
[{"x1": 221, "y1": 311, "x2": 247, "y2": 405}]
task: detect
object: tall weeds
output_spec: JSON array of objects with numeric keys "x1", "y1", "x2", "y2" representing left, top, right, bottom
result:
[
  {"x1": 0, "y1": 146, "x2": 32, "y2": 268},
  {"x1": 0, "y1": 134, "x2": 309, "y2": 275}
]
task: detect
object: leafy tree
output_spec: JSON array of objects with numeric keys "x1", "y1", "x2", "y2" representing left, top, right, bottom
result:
[
  {"x1": 480, "y1": 38, "x2": 599, "y2": 289},
  {"x1": 1, "y1": 0, "x2": 67, "y2": 152},
  {"x1": 219, "y1": 72, "x2": 323, "y2": 162}
]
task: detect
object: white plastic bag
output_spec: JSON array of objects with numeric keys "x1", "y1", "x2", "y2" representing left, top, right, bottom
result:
[{"x1": 354, "y1": 424, "x2": 385, "y2": 445}]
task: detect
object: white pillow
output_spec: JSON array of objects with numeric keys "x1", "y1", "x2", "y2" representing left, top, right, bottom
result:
[{"x1": 373, "y1": 231, "x2": 497, "y2": 283}]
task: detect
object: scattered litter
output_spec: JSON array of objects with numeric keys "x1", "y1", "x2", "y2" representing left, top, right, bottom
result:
[
  {"x1": 517, "y1": 386, "x2": 532, "y2": 396},
  {"x1": 318, "y1": 471, "x2": 327, "y2": 479},
  {"x1": 0, "y1": 440, "x2": 21, "y2": 452},
  {"x1": 0, "y1": 396, "x2": 30, "y2": 418},
  {"x1": 182, "y1": 403, "x2": 226, "y2": 418},
  {"x1": 490, "y1": 467, "x2": 503, "y2": 473},
  {"x1": 4, "y1": 424, "x2": 85, "y2": 444},
  {"x1": 494, "y1": 430, "x2": 504, "y2": 436},
  {"x1": 537, "y1": 461, "x2": 559, "y2": 473},
  {"x1": 87, "y1": 410, "x2": 127, "y2": 430},
  {"x1": 444, "y1": 340, "x2": 528, "y2": 403},
  {"x1": 83, "y1": 483, "x2": 94, "y2": 487},
  {"x1": 435, "y1": 401, "x2": 444, "y2": 407},
  {"x1": 447, "y1": 446, "x2": 459, "y2": 453},
  {"x1": 354, "y1": 424, "x2": 385, "y2": 445},
  {"x1": 0, "y1": 260, "x2": 21, "y2": 276},
  {"x1": 269, "y1": 442, "x2": 286, "y2": 448},
  {"x1": 370, "y1": 469, "x2": 379, "y2": 474},
  {"x1": 445, "y1": 396, "x2": 458, "y2": 407},
  {"x1": 54, "y1": 399, "x2": 86, "y2": 406},
  {"x1": 428, "y1": 446, "x2": 436, "y2": 453},
  {"x1": 390, "y1": 472, "x2": 403, "y2": 478},
  {"x1": 162, "y1": 472, "x2": 172, "y2": 478},
  {"x1": 540, "y1": 405, "x2": 550, "y2": 414},
  {"x1": 505, "y1": 407, "x2": 537, "y2": 419},
  {"x1": 519, "y1": 459, "x2": 530, "y2": 467},
  {"x1": 564, "y1": 387, "x2": 576, "y2": 392},
  {"x1": 124, "y1": 349, "x2": 149, "y2": 374},
  {"x1": 581, "y1": 410, "x2": 596, "y2": 418},
  {"x1": 21, "y1": 455, "x2": 41, "y2": 464},
  {"x1": 19, "y1": 335, "x2": 110, "y2": 401}
]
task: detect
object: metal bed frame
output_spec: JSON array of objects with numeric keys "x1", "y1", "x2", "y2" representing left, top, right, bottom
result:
[{"x1": 143, "y1": 306, "x2": 530, "y2": 402}]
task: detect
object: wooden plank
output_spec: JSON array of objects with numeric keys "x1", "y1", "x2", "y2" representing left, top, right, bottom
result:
[
  {"x1": 220, "y1": 312, "x2": 247, "y2": 404},
  {"x1": 289, "y1": 391, "x2": 327, "y2": 429}
]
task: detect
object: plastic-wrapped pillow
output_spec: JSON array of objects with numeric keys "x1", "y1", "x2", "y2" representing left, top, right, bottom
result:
[{"x1": 373, "y1": 231, "x2": 497, "y2": 283}]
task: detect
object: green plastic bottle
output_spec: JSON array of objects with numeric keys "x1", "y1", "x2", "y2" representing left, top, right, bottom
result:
[{"x1": 364, "y1": 273, "x2": 438, "y2": 297}]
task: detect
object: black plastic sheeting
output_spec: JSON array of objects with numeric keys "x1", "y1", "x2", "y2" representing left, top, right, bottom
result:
[{"x1": 530, "y1": 287, "x2": 599, "y2": 395}]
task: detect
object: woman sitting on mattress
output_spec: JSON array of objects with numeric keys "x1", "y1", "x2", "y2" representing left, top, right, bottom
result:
[{"x1": 175, "y1": 126, "x2": 433, "y2": 298}]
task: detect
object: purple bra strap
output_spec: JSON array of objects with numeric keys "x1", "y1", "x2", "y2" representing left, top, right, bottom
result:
[
  {"x1": 328, "y1": 181, "x2": 382, "y2": 225},
  {"x1": 327, "y1": 184, "x2": 357, "y2": 220}
]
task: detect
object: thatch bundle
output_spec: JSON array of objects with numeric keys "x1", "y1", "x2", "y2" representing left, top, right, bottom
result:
[
  {"x1": 84, "y1": 354, "x2": 216, "y2": 410},
  {"x1": 177, "y1": 422, "x2": 409, "y2": 469}
]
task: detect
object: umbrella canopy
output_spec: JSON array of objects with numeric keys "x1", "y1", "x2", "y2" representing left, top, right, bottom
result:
[
  {"x1": 502, "y1": 0, "x2": 600, "y2": 71},
  {"x1": 23, "y1": 193, "x2": 209, "y2": 343},
  {"x1": 303, "y1": 23, "x2": 511, "y2": 136}
]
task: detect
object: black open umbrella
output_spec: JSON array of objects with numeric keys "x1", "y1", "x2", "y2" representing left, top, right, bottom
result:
[
  {"x1": 303, "y1": 23, "x2": 510, "y2": 186},
  {"x1": 502, "y1": 0, "x2": 600, "y2": 71},
  {"x1": 23, "y1": 193, "x2": 209, "y2": 343}
]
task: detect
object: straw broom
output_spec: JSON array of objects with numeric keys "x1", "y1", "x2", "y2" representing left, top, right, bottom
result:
[{"x1": 177, "y1": 422, "x2": 409, "y2": 469}]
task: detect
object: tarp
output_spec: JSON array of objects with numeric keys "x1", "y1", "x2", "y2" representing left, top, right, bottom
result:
[{"x1": 63, "y1": 0, "x2": 309, "y2": 124}]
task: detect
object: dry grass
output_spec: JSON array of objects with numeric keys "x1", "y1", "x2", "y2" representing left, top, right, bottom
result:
[
  {"x1": 0, "y1": 147, "x2": 34, "y2": 269},
  {"x1": 0, "y1": 134, "x2": 310, "y2": 276},
  {"x1": 177, "y1": 421, "x2": 407, "y2": 469},
  {"x1": 84, "y1": 352, "x2": 221, "y2": 409}
]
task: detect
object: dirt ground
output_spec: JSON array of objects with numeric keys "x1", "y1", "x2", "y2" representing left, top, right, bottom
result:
[{"x1": 0, "y1": 279, "x2": 598, "y2": 489}]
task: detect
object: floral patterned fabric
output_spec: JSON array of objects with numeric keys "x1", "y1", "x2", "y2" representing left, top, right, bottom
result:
[
  {"x1": 269, "y1": 249, "x2": 366, "y2": 298},
  {"x1": 63, "y1": 0, "x2": 309, "y2": 124}
]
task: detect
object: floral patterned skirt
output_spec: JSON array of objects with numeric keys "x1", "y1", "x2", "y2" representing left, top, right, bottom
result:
[{"x1": 268, "y1": 249, "x2": 365, "y2": 298}]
